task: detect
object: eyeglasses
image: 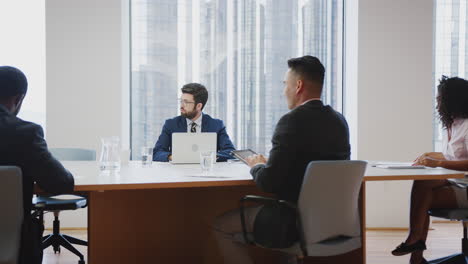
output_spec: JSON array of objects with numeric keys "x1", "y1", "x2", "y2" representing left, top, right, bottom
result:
[{"x1": 179, "y1": 99, "x2": 195, "y2": 106}]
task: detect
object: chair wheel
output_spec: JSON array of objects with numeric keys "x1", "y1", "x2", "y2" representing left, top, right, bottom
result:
[
  {"x1": 53, "y1": 246, "x2": 60, "y2": 253},
  {"x1": 78, "y1": 260, "x2": 85, "y2": 264}
]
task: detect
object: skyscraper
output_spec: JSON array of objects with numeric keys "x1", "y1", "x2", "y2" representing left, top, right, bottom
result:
[
  {"x1": 131, "y1": 0, "x2": 179, "y2": 158},
  {"x1": 199, "y1": 0, "x2": 228, "y2": 121},
  {"x1": 302, "y1": 0, "x2": 342, "y2": 108},
  {"x1": 264, "y1": 0, "x2": 298, "y2": 152},
  {"x1": 131, "y1": 0, "x2": 343, "y2": 157}
]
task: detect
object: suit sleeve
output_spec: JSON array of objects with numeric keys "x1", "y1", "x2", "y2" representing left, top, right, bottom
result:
[
  {"x1": 153, "y1": 120, "x2": 172, "y2": 162},
  {"x1": 216, "y1": 121, "x2": 236, "y2": 162},
  {"x1": 25, "y1": 125, "x2": 74, "y2": 195},
  {"x1": 250, "y1": 114, "x2": 297, "y2": 194}
]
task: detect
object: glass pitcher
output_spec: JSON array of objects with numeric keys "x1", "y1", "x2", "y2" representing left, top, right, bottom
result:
[{"x1": 99, "y1": 136, "x2": 121, "y2": 172}]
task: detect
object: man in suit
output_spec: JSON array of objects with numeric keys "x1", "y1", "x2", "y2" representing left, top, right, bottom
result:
[
  {"x1": 153, "y1": 83, "x2": 235, "y2": 162},
  {"x1": 213, "y1": 56, "x2": 350, "y2": 263},
  {"x1": 0, "y1": 66, "x2": 75, "y2": 264}
]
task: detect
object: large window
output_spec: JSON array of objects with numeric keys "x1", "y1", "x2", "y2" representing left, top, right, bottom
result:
[
  {"x1": 131, "y1": 0, "x2": 343, "y2": 158},
  {"x1": 434, "y1": 0, "x2": 468, "y2": 150}
]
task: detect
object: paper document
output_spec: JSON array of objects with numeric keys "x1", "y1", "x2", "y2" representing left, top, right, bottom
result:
[
  {"x1": 185, "y1": 175, "x2": 232, "y2": 179},
  {"x1": 372, "y1": 162, "x2": 425, "y2": 169}
]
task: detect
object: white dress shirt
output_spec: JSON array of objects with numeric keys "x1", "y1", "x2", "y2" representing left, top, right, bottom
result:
[
  {"x1": 443, "y1": 118, "x2": 468, "y2": 190},
  {"x1": 186, "y1": 113, "x2": 203, "y2": 133}
]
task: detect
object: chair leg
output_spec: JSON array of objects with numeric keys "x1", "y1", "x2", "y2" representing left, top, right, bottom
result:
[
  {"x1": 463, "y1": 221, "x2": 468, "y2": 256},
  {"x1": 42, "y1": 234, "x2": 54, "y2": 250},
  {"x1": 63, "y1": 234, "x2": 88, "y2": 246},
  {"x1": 58, "y1": 235, "x2": 85, "y2": 262},
  {"x1": 42, "y1": 232, "x2": 86, "y2": 262}
]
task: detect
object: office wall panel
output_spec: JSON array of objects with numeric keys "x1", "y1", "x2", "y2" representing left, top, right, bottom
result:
[
  {"x1": 355, "y1": 0, "x2": 434, "y2": 227},
  {"x1": 45, "y1": 0, "x2": 128, "y2": 228}
]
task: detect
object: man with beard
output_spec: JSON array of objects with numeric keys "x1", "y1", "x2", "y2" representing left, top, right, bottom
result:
[{"x1": 153, "y1": 83, "x2": 235, "y2": 162}]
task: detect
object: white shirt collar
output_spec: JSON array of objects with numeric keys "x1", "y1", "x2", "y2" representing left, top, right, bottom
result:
[
  {"x1": 187, "y1": 113, "x2": 203, "y2": 130},
  {"x1": 301, "y1": 98, "x2": 321, "y2": 105}
]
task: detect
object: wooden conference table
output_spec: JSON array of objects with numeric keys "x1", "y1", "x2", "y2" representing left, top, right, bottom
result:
[{"x1": 66, "y1": 161, "x2": 465, "y2": 264}]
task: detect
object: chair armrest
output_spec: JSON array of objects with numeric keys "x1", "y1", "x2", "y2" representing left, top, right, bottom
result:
[
  {"x1": 239, "y1": 195, "x2": 273, "y2": 244},
  {"x1": 239, "y1": 195, "x2": 298, "y2": 244},
  {"x1": 241, "y1": 195, "x2": 278, "y2": 203},
  {"x1": 239, "y1": 195, "x2": 307, "y2": 255},
  {"x1": 241, "y1": 195, "x2": 297, "y2": 208}
]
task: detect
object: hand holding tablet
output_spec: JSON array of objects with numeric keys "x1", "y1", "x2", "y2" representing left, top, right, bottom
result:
[{"x1": 231, "y1": 149, "x2": 258, "y2": 164}]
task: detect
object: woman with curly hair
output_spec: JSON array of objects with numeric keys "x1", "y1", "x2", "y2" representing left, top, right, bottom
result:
[{"x1": 391, "y1": 76, "x2": 468, "y2": 264}]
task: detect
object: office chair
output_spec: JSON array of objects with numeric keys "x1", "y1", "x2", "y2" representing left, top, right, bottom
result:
[
  {"x1": 0, "y1": 166, "x2": 23, "y2": 264},
  {"x1": 240, "y1": 160, "x2": 367, "y2": 263},
  {"x1": 427, "y1": 208, "x2": 468, "y2": 263},
  {"x1": 48, "y1": 148, "x2": 96, "y2": 161},
  {"x1": 33, "y1": 148, "x2": 95, "y2": 264}
]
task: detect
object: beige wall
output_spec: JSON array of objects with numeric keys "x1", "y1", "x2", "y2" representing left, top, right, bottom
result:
[
  {"x1": 46, "y1": 0, "x2": 129, "y2": 152},
  {"x1": 45, "y1": 0, "x2": 128, "y2": 228},
  {"x1": 355, "y1": 0, "x2": 434, "y2": 227}
]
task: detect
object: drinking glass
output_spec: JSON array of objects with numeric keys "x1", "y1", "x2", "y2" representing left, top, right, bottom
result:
[
  {"x1": 99, "y1": 136, "x2": 121, "y2": 172},
  {"x1": 200, "y1": 151, "x2": 215, "y2": 174},
  {"x1": 141, "y1": 147, "x2": 153, "y2": 167}
]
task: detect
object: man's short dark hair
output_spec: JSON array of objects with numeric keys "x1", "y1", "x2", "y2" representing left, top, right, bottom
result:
[
  {"x1": 287, "y1": 55, "x2": 325, "y2": 86},
  {"x1": 181, "y1": 83, "x2": 208, "y2": 110},
  {"x1": 0, "y1": 66, "x2": 28, "y2": 100}
]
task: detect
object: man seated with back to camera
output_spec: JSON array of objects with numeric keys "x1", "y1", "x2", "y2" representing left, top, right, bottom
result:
[
  {"x1": 212, "y1": 55, "x2": 351, "y2": 264},
  {"x1": 153, "y1": 83, "x2": 236, "y2": 162},
  {"x1": 0, "y1": 66, "x2": 75, "y2": 264}
]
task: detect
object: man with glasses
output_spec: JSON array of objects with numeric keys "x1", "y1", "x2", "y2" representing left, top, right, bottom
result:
[{"x1": 153, "y1": 83, "x2": 236, "y2": 162}]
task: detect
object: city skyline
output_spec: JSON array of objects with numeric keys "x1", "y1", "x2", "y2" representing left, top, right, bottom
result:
[{"x1": 131, "y1": 0, "x2": 343, "y2": 158}]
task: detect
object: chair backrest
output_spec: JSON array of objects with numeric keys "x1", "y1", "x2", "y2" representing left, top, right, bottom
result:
[
  {"x1": 50, "y1": 148, "x2": 96, "y2": 161},
  {"x1": 298, "y1": 160, "x2": 367, "y2": 254},
  {"x1": 0, "y1": 166, "x2": 23, "y2": 264}
]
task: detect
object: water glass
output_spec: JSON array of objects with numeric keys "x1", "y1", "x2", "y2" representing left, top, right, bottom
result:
[
  {"x1": 99, "y1": 136, "x2": 121, "y2": 172},
  {"x1": 141, "y1": 147, "x2": 153, "y2": 167},
  {"x1": 200, "y1": 151, "x2": 215, "y2": 174}
]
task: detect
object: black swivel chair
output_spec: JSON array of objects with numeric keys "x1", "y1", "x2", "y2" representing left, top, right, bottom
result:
[
  {"x1": 33, "y1": 148, "x2": 95, "y2": 264},
  {"x1": 427, "y1": 208, "x2": 468, "y2": 263}
]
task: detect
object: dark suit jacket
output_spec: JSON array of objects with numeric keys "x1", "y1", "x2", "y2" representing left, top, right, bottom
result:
[
  {"x1": 0, "y1": 105, "x2": 74, "y2": 262},
  {"x1": 153, "y1": 114, "x2": 236, "y2": 162},
  {"x1": 250, "y1": 100, "x2": 350, "y2": 248}
]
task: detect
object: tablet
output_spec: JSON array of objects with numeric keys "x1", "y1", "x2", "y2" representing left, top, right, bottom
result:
[{"x1": 231, "y1": 149, "x2": 257, "y2": 164}]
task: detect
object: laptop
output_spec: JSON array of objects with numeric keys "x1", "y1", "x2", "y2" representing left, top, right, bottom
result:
[{"x1": 171, "y1": 132, "x2": 217, "y2": 164}]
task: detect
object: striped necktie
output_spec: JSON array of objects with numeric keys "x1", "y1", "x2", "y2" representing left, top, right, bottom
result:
[{"x1": 190, "y1": 122, "x2": 197, "y2": 133}]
